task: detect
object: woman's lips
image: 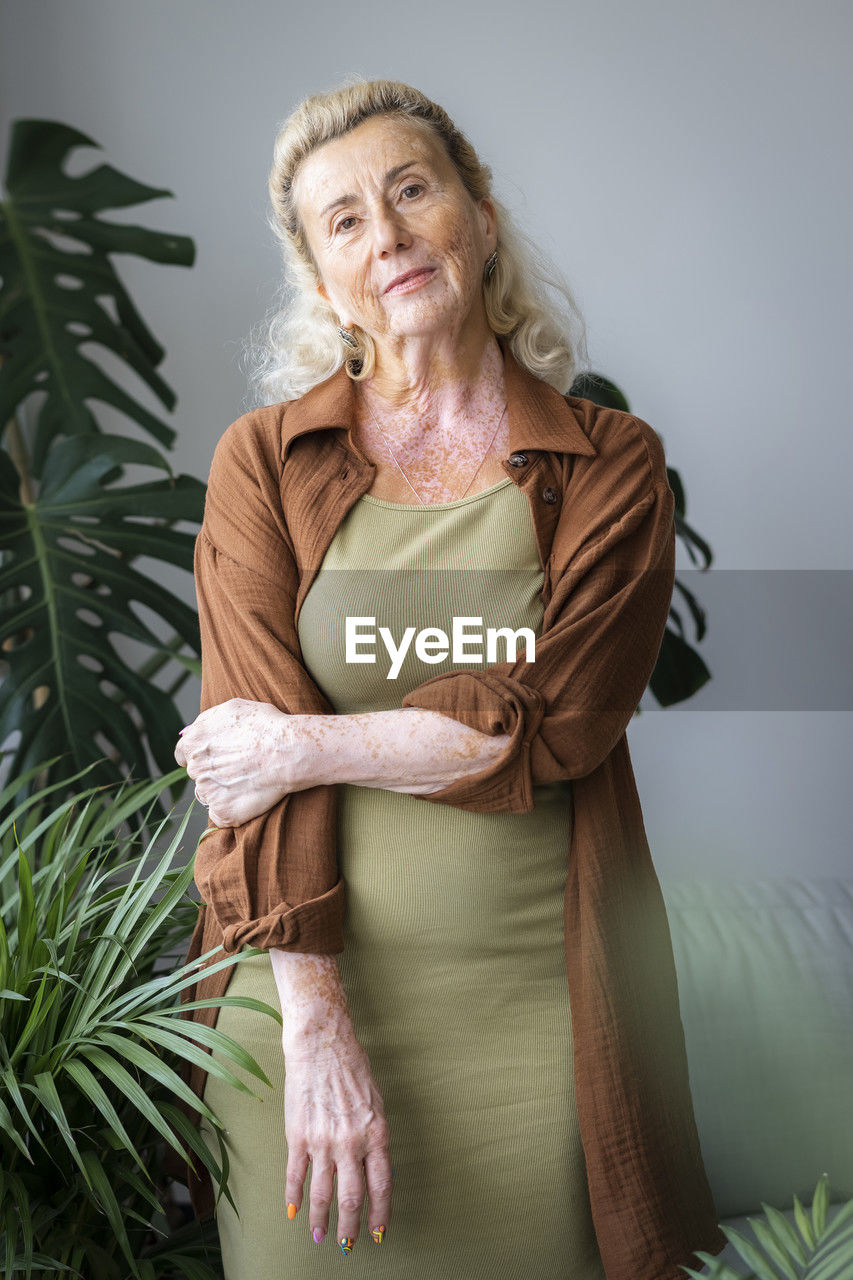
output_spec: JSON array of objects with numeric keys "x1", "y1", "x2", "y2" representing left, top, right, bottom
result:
[{"x1": 385, "y1": 267, "x2": 436, "y2": 294}]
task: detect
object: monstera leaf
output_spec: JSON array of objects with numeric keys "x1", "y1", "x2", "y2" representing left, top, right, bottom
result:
[
  {"x1": 0, "y1": 431, "x2": 204, "y2": 804},
  {"x1": 0, "y1": 118, "x2": 203, "y2": 815},
  {"x1": 0, "y1": 118, "x2": 195, "y2": 475},
  {"x1": 569, "y1": 369, "x2": 713, "y2": 707}
]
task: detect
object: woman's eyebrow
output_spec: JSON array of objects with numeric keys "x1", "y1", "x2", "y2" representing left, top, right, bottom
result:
[{"x1": 319, "y1": 161, "x2": 422, "y2": 219}]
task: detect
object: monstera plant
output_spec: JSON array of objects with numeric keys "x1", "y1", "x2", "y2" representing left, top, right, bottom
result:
[
  {"x1": 0, "y1": 119, "x2": 206, "y2": 821},
  {"x1": 569, "y1": 371, "x2": 713, "y2": 709}
]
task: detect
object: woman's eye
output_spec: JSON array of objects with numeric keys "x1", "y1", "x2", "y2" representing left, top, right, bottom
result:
[{"x1": 333, "y1": 186, "x2": 421, "y2": 233}]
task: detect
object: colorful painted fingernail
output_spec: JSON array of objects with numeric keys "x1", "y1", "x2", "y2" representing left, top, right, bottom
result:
[
  {"x1": 287, "y1": 1202, "x2": 297, "y2": 1219},
  {"x1": 313, "y1": 1226, "x2": 325, "y2": 1243},
  {"x1": 339, "y1": 1236, "x2": 354, "y2": 1255},
  {"x1": 371, "y1": 1225, "x2": 386, "y2": 1244}
]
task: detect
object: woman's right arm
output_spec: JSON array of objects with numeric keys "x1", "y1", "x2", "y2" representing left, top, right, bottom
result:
[
  {"x1": 192, "y1": 411, "x2": 392, "y2": 1251},
  {"x1": 270, "y1": 949, "x2": 393, "y2": 1250},
  {"x1": 191, "y1": 417, "x2": 346, "y2": 954}
]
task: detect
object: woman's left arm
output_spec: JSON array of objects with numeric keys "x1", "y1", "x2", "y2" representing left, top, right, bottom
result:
[
  {"x1": 291, "y1": 706, "x2": 511, "y2": 794},
  {"x1": 178, "y1": 698, "x2": 506, "y2": 825}
]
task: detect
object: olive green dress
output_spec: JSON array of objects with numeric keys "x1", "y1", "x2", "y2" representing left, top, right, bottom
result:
[{"x1": 199, "y1": 476, "x2": 607, "y2": 1278}]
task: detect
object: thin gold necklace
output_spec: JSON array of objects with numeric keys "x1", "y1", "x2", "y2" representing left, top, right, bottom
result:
[{"x1": 361, "y1": 395, "x2": 508, "y2": 506}]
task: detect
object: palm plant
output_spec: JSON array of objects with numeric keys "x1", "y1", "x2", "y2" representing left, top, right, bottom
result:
[
  {"x1": 0, "y1": 759, "x2": 281, "y2": 1279},
  {"x1": 0, "y1": 118, "x2": 205, "y2": 820},
  {"x1": 682, "y1": 1173, "x2": 853, "y2": 1279}
]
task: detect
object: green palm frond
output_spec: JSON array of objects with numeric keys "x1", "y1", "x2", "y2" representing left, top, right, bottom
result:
[
  {"x1": 681, "y1": 1173, "x2": 853, "y2": 1280},
  {"x1": 0, "y1": 768, "x2": 282, "y2": 1279}
]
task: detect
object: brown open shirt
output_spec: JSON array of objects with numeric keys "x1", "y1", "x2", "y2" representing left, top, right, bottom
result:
[{"x1": 171, "y1": 338, "x2": 727, "y2": 1279}]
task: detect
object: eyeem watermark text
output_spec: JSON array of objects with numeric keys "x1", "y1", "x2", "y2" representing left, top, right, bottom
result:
[{"x1": 346, "y1": 616, "x2": 536, "y2": 680}]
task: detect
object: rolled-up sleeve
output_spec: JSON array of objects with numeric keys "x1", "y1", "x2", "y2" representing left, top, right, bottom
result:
[
  {"x1": 400, "y1": 415, "x2": 676, "y2": 813},
  {"x1": 190, "y1": 415, "x2": 344, "y2": 954}
]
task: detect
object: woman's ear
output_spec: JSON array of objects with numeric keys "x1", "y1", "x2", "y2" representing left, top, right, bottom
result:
[
  {"x1": 477, "y1": 196, "x2": 498, "y2": 254},
  {"x1": 317, "y1": 278, "x2": 352, "y2": 330}
]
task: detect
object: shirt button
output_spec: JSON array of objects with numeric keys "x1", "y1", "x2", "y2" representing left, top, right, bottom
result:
[
  {"x1": 541, "y1": 487, "x2": 558, "y2": 504},
  {"x1": 508, "y1": 452, "x2": 529, "y2": 467}
]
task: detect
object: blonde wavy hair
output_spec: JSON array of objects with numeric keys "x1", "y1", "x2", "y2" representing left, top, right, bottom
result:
[{"x1": 241, "y1": 75, "x2": 590, "y2": 406}]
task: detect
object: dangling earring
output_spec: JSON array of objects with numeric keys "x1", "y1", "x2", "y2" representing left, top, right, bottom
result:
[
  {"x1": 338, "y1": 325, "x2": 359, "y2": 349},
  {"x1": 483, "y1": 248, "x2": 498, "y2": 282}
]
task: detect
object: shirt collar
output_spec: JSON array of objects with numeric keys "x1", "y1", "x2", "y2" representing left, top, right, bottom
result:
[{"x1": 279, "y1": 336, "x2": 598, "y2": 461}]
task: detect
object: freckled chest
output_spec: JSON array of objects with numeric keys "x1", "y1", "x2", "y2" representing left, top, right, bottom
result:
[{"x1": 351, "y1": 410, "x2": 511, "y2": 505}]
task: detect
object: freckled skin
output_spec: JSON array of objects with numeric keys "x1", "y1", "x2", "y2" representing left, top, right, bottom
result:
[
  {"x1": 173, "y1": 700, "x2": 509, "y2": 822},
  {"x1": 176, "y1": 112, "x2": 520, "y2": 1248}
]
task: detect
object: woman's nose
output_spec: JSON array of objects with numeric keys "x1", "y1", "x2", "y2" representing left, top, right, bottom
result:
[{"x1": 371, "y1": 204, "x2": 412, "y2": 254}]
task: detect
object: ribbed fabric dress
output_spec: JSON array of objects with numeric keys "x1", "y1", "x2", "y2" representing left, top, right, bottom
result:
[{"x1": 199, "y1": 476, "x2": 607, "y2": 1279}]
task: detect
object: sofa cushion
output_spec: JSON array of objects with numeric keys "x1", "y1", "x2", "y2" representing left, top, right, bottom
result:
[{"x1": 661, "y1": 876, "x2": 853, "y2": 1221}]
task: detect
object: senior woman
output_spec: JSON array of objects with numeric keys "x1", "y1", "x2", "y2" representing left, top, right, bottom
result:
[{"x1": 172, "y1": 78, "x2": 726, "y2": 1280}]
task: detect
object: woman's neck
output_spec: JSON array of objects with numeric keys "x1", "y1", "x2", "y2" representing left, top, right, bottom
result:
[{"x1": 359, "y1": 331, "x2": 506, "y2": 452}]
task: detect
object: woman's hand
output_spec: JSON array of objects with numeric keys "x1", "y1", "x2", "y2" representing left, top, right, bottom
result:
[
  {"x1": 283, "y1": 1029, "x2": 393, "y2": 1253},
  {"x1": 173, "y1": 697, "x2": 303, "y2": 827}
]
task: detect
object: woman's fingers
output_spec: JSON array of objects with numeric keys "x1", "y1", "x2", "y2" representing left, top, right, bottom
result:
[
  {"x1": 172, "y1": 701, "x2": 296, "y2": 825},
  {"x1": 285, "y1": 1147, "x2": 310, "y2": 1218},
  {"x1": 363, "y1": 1144, "x2": 394, "y2": 1244},
  {"x1": 334, "y1": 1158, "x2": 367, "y2": 1251},
  {"x1": 285, "y1": 1146, "x2": 392, "y2": 1250},
  {"x1": 307, "y1": 1158, "x2": 335, "y2": 1245}
]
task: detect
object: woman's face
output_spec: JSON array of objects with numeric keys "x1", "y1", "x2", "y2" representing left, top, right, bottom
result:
[{"x1": 294, "y1": 114, "x2": 496, "y2": 349}]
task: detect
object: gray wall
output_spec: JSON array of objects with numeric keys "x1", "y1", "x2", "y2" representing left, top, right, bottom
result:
[{"x1": 2, "y1": 0, "x2": 849, "y2": 878}]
